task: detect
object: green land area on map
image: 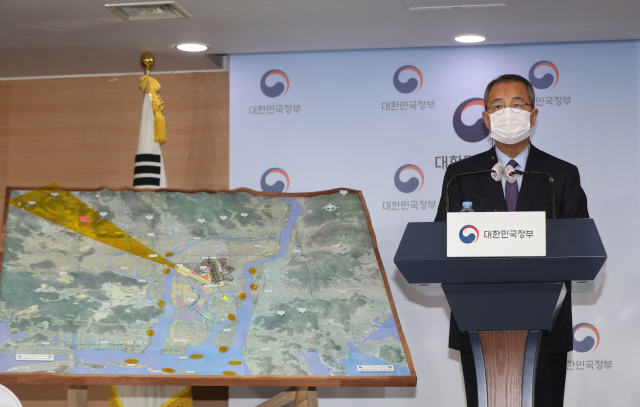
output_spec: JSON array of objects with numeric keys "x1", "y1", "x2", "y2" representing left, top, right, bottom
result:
[{"x1": 0, "y1": 189, "x2": 408, "y2": 376}]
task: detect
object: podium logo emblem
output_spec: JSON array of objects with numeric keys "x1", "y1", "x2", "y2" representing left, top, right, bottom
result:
[
  {"x1": 453, "y1": 98, "x2": 490, "y2": 143},
  {"x1": 394, "y1": 164, "x2": 424, "y2": 193},
  {"x1": 260, "y1": 70, "x2": 290, "y2": 98},
  {"x1": 459, "y1": 225, "x2": 479, "y2": 244},
  {"x1": 528, "y1": 61, "x2": 559, "y2": 90},
  {"x1": 573, "y1": 323, "x2": 600, "y2": 353},
  {"x1": 260, "y1": 168, "x2": 290, "y2": 192},
  {"x1": 393, "y1": 65, "x2": 423, "y2": 94}
]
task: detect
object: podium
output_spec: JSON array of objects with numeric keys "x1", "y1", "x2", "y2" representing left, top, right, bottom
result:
[{"x1": 394, "y1": 219, "x2": 606, "y2": 407}]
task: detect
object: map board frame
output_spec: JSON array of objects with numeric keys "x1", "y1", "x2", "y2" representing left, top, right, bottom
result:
[{"x1": 0, "y1": 186, "x2": 416, "y2": 387}]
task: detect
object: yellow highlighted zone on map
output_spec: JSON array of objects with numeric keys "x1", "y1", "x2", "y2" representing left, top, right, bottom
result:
[{"x1": 8, "y1": 187, "x2": 174, "y2": 269}]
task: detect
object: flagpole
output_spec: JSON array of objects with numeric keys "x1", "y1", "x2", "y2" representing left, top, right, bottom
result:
[{"x1": 133, "y1": 52, "x2": 168, "y2": 189}]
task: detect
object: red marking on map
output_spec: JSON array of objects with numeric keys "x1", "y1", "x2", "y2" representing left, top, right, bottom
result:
[{"x1": 79, "y1": 216, "x2": 89, "y2": 223}]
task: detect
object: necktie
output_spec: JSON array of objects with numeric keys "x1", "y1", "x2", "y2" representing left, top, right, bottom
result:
[{"x1": 505, "y1": 159, "x2": 519, "y2": 212}]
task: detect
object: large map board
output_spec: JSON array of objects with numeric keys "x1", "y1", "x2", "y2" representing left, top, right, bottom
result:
[{"x1": 0, "y1": 186, "x2": 415, "y2": 386}]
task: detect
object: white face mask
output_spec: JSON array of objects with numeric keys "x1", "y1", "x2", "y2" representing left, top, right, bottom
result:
[{"x1": 489, "y1": 108, "x2": 532, "y2": 144}]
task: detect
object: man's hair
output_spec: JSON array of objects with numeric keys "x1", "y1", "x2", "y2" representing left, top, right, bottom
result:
[{"x1": 483, "y1": 74, "x2": 536, "y2": 111}]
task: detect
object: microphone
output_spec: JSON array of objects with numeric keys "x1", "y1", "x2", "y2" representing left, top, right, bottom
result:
[
  {"x1": 504, "y1": 164, "x2": 518, "y2": 184},
  {"x1": 445, "y1": 163, "x2": 504, "y2": 220},
  {"x1": 510, "y1": 169, "x2": 558, "y2": 219},
  {"x1": 491, "y1": 162, "x2": 505, "y2": 181}
]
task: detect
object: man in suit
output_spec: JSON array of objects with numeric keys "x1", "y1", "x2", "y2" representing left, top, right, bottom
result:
[{"x1": 434, "y1": 74, "x2": 589, "y2": 407}]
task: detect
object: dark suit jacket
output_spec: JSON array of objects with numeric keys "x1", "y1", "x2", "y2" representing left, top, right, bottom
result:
[{"x1": 434, "y1": 143, "x2": 589, "y2": 354}]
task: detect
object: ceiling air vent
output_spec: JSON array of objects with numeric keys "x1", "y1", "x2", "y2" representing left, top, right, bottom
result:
[{"x1": 105, "y1": 2, "x2": 191, "y2": 21}]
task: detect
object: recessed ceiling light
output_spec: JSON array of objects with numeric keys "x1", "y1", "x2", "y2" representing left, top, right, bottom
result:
[
  {"x1": 175, "y1": 43, "x2": 209, "y2": 52},
  {"x1": 454, "y1": 35, "x2": 486, "y2": 43}
]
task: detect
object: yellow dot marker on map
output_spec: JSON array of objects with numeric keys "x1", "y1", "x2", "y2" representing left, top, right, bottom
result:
[
  {"x1": 250, "y1": 284, "x2": 258, "y2": 291},
  {"x1": 158, "y1": 300, "x2": 166, "y2": 307},
  {"x1": 222, "y1": 371, "x2": 236, "y2": 375},
  {"x1": 125, "y1": 359, "x2": 139, "y2": 364},
  {"x1": 229, "y1": 360, "x2": 243, "y2": 366},
  {"x1": 219, "y1": 346, "x2": 228, "y2": 353},
  {"x1": 165, "y1": 252, "x2": 174, "y2": 257},
  {"x1": 162, "y1": 368, "x2": 175, "y2": 374},
  {"x1": 238, "y1": 292, "x2": 247, "y2": 300},
  {"x1": 227, "y1": 314, "x2": 236, "y2": 321},
  {"x1": 249, "y1": 268, "x2": 257, "y2": 274},
  {"x1": 190, "y1": 354, "x2": 203, "y2": 359},
  {"x1": 146, "y1": 329, "x2": 154, "y2": 337},
  {"x1": 163, "y1": 268, "x2": 171, "y2": 274}
]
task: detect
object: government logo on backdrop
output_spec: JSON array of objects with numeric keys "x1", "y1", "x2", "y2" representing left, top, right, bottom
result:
[
  {"x1": 573, "y1": 323, "x2": 600, "y2": 353},
  {"x1": 393, "y1": 66, "x2": 423, "y2": 94},
  {"x1": 260, "y1": 168, "x2": 290, "y2": 192},
  {"x1": 394, "y1": 165, "x2": 424, "y2": 193},
  {"x1": 528, "y1": 61, "x2": 559, "y2": 90},
  {"x1": 453, "y1": 98, "x2": 489, "y2": 143},
  {"x1": 260, "y1": 70, "x2": 290, "y2": 98},
  {"x1": 459, "y1": 225, "x2": 479, "y2": 244},
  {"x1": 527, "y1": 61, "x2": 571, "y2": 108}
]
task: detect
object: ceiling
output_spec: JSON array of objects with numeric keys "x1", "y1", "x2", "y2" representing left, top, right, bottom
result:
[{"x1": 1, "y1": 0, "x2": 640, "y2": 79}]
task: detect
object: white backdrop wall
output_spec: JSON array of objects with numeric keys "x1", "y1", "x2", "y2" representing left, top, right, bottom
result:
[{"x1": 229, "y1": 41, "x2": 640, "y2": 406}]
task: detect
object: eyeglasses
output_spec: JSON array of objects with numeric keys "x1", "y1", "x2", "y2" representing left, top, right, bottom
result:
[{"x1": 487, "y1": 101, "x2": 534, "y2": 115}]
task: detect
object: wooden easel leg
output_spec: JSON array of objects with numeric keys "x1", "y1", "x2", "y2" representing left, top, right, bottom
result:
[
  {"x1": 256, "y1": 387, "x2": 296, "y2": 407},
  {"x1": 67, "y1": 385, "x2": 88, "y2": 407},
  {"x1": 256, "y1": 386, "x2": 319, "y2": 407},
  {"x1": 294, "y1": 387, "x2": 308, "y2": 407},
  {"x1": 306, "y1": 387, "x2": 318, "y2": 407}
]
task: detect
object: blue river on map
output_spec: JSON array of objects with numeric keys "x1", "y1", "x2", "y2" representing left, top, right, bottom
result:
[{"x1": 72, "y1": 197, "x2": 304, "y2": 375}]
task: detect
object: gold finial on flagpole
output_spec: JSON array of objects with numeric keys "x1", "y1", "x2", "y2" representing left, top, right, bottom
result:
[{"x1": 140, "y1": 52, "x2": 155, "y2": 75}]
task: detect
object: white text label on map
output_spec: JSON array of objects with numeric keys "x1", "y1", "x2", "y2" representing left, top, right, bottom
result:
[
  {"x1": 357, "y1": 365, "x2": 394, "y2": 372},
  {"x1": 17, "y1": 354, "x2": 54, "y2": 361}
]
